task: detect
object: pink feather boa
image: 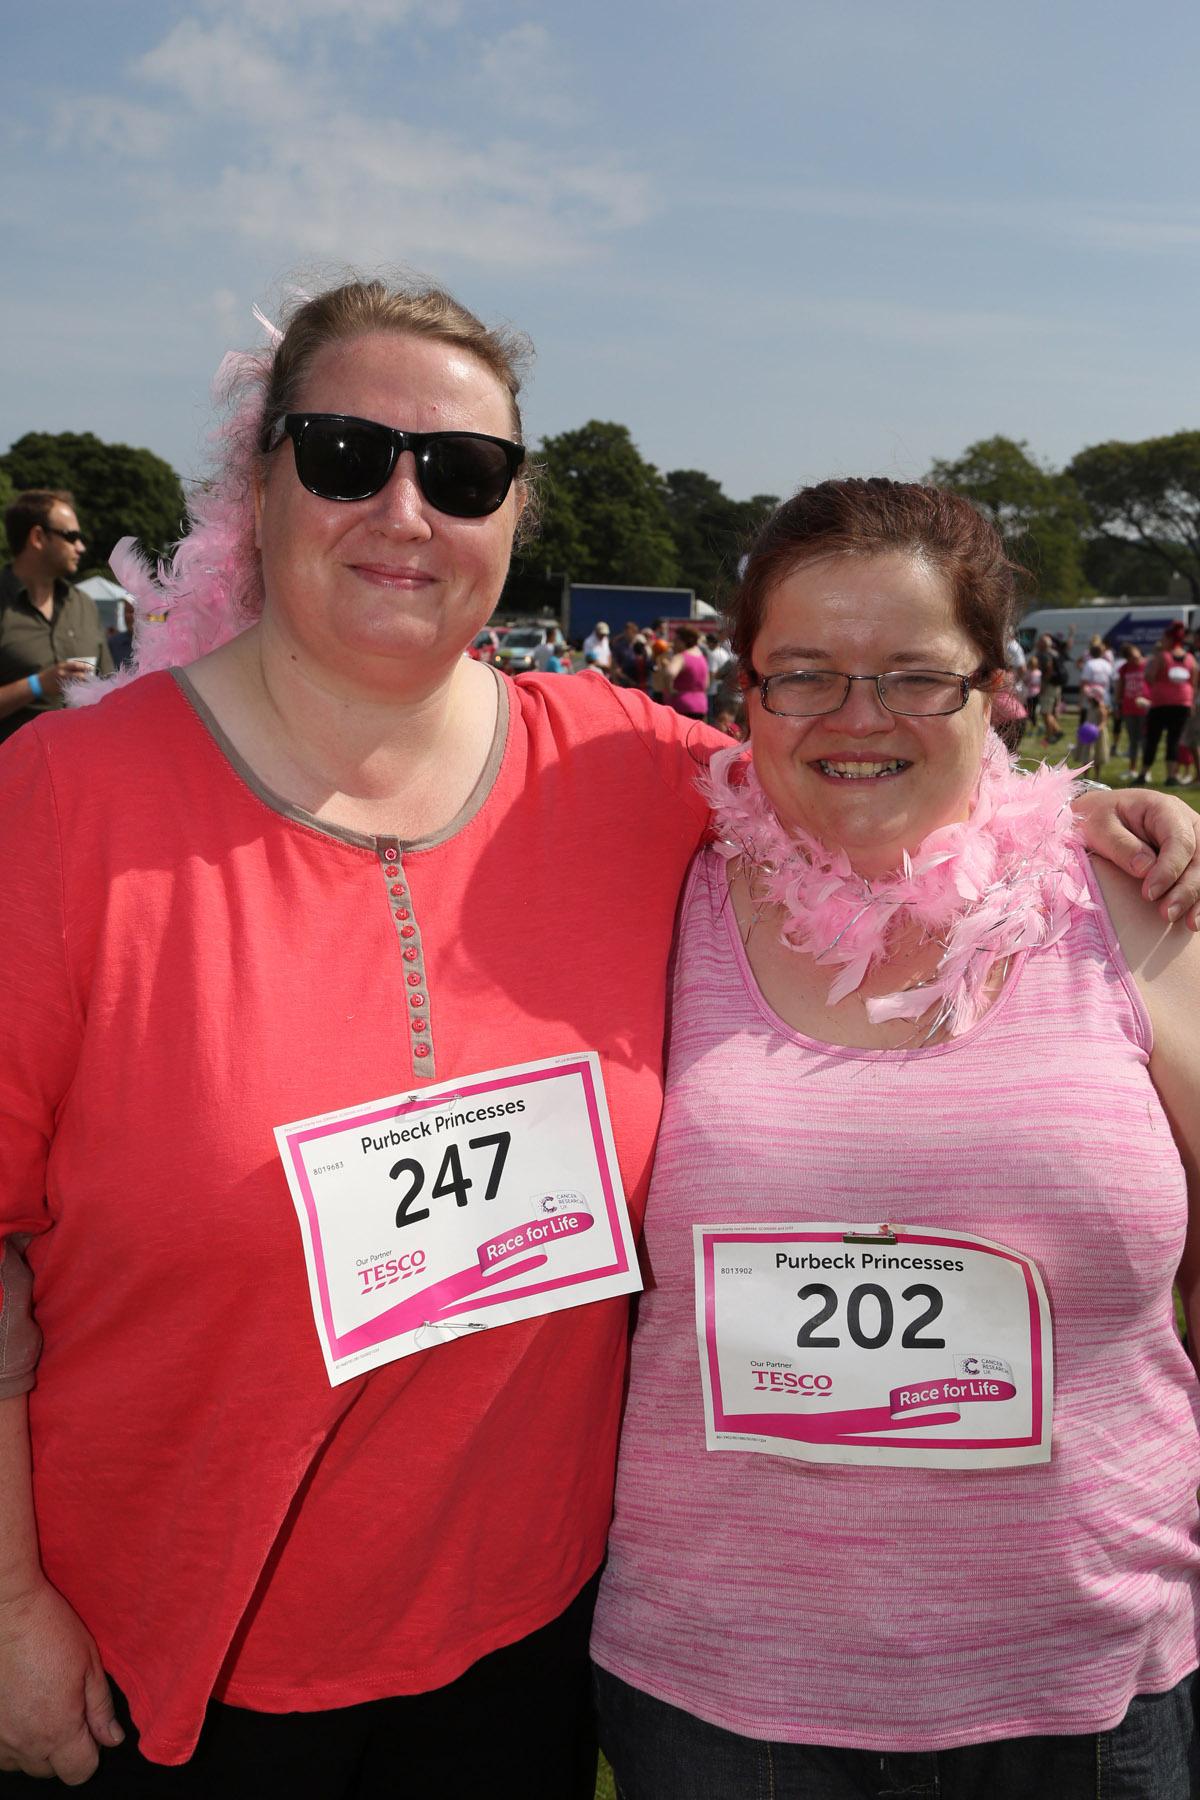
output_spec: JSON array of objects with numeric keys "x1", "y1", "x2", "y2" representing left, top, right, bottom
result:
[
  {"x1": 699, "y1": 732, "x2": 1089, "y2": 1038},
  {"x1": 67, "y1": 334, "x2": 278, "y2": 709}
]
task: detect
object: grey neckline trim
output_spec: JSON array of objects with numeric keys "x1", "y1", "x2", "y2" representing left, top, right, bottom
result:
[{"x1": 171, "y1": 663, "x2": 510, "y2": 852}]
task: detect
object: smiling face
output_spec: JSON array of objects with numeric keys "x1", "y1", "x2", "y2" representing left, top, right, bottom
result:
[
  {"x1": 254, "y1": 329, "x2": 522, "y2": 691},
  {"x1": 748, "y1": 551, "x2": 992, "y2": 875}
]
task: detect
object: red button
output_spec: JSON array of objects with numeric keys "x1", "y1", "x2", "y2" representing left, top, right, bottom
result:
[
  {"x1": 390, "y1": 884, "x2": 405, "y2": 897},
  {"x1": 412, "y1": 1018, "x2": 428, "y2": 1033},
  {"x1": 410, "y1": 994, "x2": 425, "y2": 1008},
  {"x1": 414, "y1": 1043, "x2": 431, "y2": 1059},
  {"x1": 407, "y1": 973, "x2": 421, "y2": 987},
  {"x1": 384, "y1": 848, "x2": 398, "y2": 862},
  {"x1": 400, "y1": 925, "x2": 415, "y2": 939},
  {"x1": 403, "y1": 948, "x2": 418, "y2": 962},
  {"x1": 394, "y1": 909, "x2": 410, "y2": 921}
]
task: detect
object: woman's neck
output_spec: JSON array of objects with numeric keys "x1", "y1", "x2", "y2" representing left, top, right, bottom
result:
[{"x1": 186, "y1": 625, "x2": 501, "y2": 839}]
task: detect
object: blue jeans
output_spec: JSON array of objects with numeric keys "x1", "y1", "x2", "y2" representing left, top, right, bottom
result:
[{"x1": 594, "y1": 1664, "x2": 1198, "y2": 1800}]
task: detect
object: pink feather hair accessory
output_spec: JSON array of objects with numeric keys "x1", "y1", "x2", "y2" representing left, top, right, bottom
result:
[
  {"x1": 68, "y1": 333, "x2": 278, "y2": 707},
  {"x1": 699, "y1": 731, "x2": 1089, "y2": 1039}
]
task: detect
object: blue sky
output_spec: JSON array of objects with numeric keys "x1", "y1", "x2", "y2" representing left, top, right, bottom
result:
[{"x1": 4, "y1": 1, "x2": 1200, "y2": 506}]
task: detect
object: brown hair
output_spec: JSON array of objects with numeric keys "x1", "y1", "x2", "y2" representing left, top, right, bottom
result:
[
  {"x1": 6, "y1": 489, "x2": 77, "y2": 556},
  {"x1": 675, "y1": 624, "x2": 700, "y2": 649},
  {"x1": 728, "y1": 478, "x2": 1023, "y2": 682}
]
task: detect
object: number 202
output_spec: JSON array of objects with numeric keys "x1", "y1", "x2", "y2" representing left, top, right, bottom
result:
[
  {"x1": 797, "y1": 1282, "x2": 946, "y2": 1351},
  {"x1": 389, "y1": 1132, "x2": 511, "y2": 1229}
]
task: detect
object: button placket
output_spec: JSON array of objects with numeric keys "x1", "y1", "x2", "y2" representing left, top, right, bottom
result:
[{"x1": 376, "y1": 840, "x2": 435, "y2": 1080}]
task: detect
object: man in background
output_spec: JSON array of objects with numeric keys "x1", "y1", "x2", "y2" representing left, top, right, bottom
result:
[
  {"x1": 0, "y1": 490, "x2": 112, "y2": 743},
  {"x1": 582, "y1": 619, "x2": 613, "y2": 670}
]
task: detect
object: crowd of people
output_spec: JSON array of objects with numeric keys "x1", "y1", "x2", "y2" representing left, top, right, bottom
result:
[
  {"x1": 1007, "y1": 625, "x2": 1200, "y2": 783},
  {"x1": 471, "y1": 614, "x2": 748, "y2": 736},
  {"x1": 1, "y1": 275, "x2": 1199, "y2": 1800}
]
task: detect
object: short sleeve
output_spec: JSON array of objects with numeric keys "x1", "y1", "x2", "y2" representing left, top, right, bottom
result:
[
  {"x1": 0, "y1": 726, "x2": 81, "y2": 1245},
  {"x1": 583, "y1": 676, "x2": 727, "y2": 841}
]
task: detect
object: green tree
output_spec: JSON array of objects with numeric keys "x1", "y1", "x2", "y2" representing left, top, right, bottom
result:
[
  {"x1": 0, "y1": 465, "x2": 14, "y2": 539},
  {"x1": 522, "y1": 422, "x2": 679, "y2": 587},
  {"x1": 1080, "y1": 534, "x2": 1179, "y2": 598},
  {"x1": 0, "y1": 431, "x2": 186, "y2": 571},
  {"x1": 1068, "y1": 432, "x2": 1200, "y2": 604},
  {"x1": 927, "y1": 436, "x2": 1089, "y2": 601},
  {"x1": 662, "y1": 470, "x2": 778, "y2": 604}
]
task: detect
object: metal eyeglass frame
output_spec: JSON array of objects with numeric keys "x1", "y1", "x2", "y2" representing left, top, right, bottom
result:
[{"x1": 751, "y1": 668, "x2": 976, "y2": 718}]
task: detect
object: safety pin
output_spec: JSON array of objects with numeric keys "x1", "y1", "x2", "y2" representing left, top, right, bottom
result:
[
  {"x1": 414, "y1": 1318, "x2": 486, "y2": 1349},
  {"x1": 842, "y1": 1225, "x2": 898, "y2": 1244}
]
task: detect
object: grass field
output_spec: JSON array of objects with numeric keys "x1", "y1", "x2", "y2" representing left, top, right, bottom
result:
[
  {"x1": 595, "y1": 1756, "x2": 616, "y2": 1799},
  {"x1": 1017, "y1": 716, "x2": 1200, "y2": 816}
]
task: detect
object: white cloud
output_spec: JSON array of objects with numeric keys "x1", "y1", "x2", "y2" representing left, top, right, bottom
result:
[
  {"x1": 474, "y1": 23, "x2": 579, "y2": 126},
  {"x1": 52, "y1": 97, "x2": 173, "y2": 160},
  {"x1": 91, "y1": 12, "x2": 654, "y2": 272},
  {"x1": 688, "y1": 179, "x2": 1200, "y2": 261},
  {"x1": 134, "y1": 19, "x2": 308, "y2": 125},
  {"x1": 202, "y1": 0, "x2": 459, "y2": 41}
]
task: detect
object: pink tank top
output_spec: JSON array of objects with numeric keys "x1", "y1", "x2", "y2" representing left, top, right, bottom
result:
[
  {"x1": 592, "y1": 847, "x2": 1200, "y2": 1750},
  {"x1": 1148, "y1": 650, "x2": 1196, "y2": 709},
  {"x1": 672, "y1": 649, "x2": 710, "y2": 717}
]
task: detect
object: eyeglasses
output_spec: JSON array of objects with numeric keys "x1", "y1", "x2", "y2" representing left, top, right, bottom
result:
[
  {"x1": 43, "y1": 526, "x2": 85, "y2": 545},
  {"x1": 267, "y1": 413, "x2": 525, "y2": 518},
  {"x1": 752, "y1": 668, "x2": 976, "y2": 718}
]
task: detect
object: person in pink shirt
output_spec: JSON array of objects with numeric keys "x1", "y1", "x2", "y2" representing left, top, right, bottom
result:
[
  {"x1": 666, "y1": 625, "x2": 711, "y2": 718},
  {"x1": 1138, "y1": 623, "x2": 1197, "y2": 787},
  {"x1": 1116, "y1": 644, "x2": 1152, "y2": 776},
  {"x1": 592, "y1": 479, "x2": 1200, "y2": 1799}
]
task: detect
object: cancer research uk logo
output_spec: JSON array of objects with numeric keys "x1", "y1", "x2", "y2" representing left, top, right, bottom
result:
[
  {"x1": 955, "y1": 1354, "x2": 1014, "y2": 1381},
  {"x1": 531, "y1": 1190, "x2": 591, "y2": 1219}
]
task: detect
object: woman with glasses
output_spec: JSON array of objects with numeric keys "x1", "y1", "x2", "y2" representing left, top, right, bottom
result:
[
  {"x1": 592, "y1": 480, "x2": 1200, "y2": 1799},
  {"x1": 0, "y1": 288, "x2": 1197, "y2": 1799}
]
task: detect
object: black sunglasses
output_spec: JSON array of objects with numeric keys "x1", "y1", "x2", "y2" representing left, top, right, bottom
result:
[
  {"x1": 267, "y1": 413, "x2": 525, "y2": 518},
  {"x1": 43, "y1": 526, "x2": 86, "y2": 545}
]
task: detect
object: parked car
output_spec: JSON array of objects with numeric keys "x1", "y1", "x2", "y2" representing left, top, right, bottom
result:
[
  {"x1": 494, "y1": 624, "x2": 564, "y2": 672},
  {"x1": 469, "y1": 626, "x2": 508, "y2": 662}
]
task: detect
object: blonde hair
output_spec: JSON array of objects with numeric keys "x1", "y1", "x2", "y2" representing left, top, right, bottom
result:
[{"x1": 260, "y1": 279, "x2": 532, "y2": 450}]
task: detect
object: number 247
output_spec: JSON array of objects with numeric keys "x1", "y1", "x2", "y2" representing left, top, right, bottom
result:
[{"x1": 389, "y1": 1132, "x2": 511, "y2": 1229}]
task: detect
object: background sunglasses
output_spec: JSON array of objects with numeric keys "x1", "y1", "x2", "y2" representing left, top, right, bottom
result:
[{"x1": 270, "y1": 413, "x2": 525, "y2": 518}]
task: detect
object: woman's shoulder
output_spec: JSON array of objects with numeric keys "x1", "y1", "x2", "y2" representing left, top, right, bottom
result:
[
  {"x1": 2, "y1": 671, "x2": 186, "y2": 783},
  {"x1": 509, "y1": 670, "x2": 727, "y2": 825},
  {"x1": 511, "y1": 668, "x2": 721, "y2": 749},
  {"x1": 1088, "y1": 855, "x2": 1200, "y2": 1030}
]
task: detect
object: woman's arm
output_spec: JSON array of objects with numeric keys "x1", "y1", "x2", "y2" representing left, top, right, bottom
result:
[
  {"x1": 1090, "y1": 861, "x2": 1200, "y2": 1364},
  {"x1": 1073, "y1": 787, "x2": 1200, "y2": 928},
  {"x1": 0, "y1": 1394, "x2": 122, "y2": 1784}
]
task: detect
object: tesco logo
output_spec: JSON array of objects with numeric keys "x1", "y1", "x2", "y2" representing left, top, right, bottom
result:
[
  {"x1": 357, "y1": 1250, "x2": 427, "y2": 1295},
  {"x1": 751, "y1": 1370, "x2": 832, "y2": 1394}
]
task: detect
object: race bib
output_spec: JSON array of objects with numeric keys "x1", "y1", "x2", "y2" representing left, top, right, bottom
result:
[
  {"x1": 695, "y1": 1222, "x2": 1053, "y2": 1469},
  {"x1": 1168, "y1": 663, "x2": 1190, "y2": 682},
  {"x1": 276, "y1": 1054, "x2": 640, "y2": 1384}
]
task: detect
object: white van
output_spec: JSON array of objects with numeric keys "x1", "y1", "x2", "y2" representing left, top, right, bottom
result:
[{"x1": 1018, "y1": 602, "x2": 1196, "y2": 698}]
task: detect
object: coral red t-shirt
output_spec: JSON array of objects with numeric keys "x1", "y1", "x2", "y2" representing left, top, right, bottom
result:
[
  {"x1": 1147, "y1": 650, "x2": 1196, "y2": 709},
  {"x1": 0, "y1": 669, "x2": 716, "y2": 1762}
]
